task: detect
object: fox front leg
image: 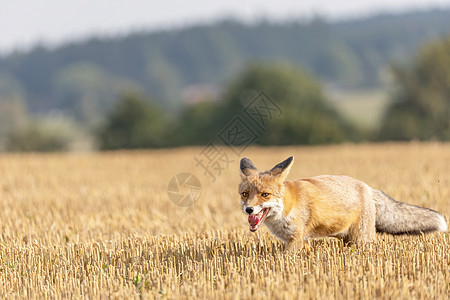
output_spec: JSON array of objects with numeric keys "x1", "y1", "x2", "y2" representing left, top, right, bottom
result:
[
  {"x1": 285, "y1": 240, "x2": 304, "y2": 253},
  {"x1": 284, "y1": 228, "x2": 306, "y2": 253}
]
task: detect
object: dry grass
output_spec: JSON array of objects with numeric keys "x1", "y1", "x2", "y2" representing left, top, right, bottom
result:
[{"x1": 0, "y1": 143, "x2": 448, "y2": 299}]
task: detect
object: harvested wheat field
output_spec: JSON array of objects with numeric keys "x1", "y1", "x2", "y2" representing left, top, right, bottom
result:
[{"x1": 0, "y1": 143, "x2": 448, "y2": 299}]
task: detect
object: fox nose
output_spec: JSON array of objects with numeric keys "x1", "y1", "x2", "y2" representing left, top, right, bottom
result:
[{"x1": 245, "y1": 207, "x2": 254, "y2": 214}]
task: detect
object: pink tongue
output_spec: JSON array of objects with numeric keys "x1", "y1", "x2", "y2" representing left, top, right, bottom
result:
[{"x1": 248, "y1": 213, "x2": 262, "y2": 226}]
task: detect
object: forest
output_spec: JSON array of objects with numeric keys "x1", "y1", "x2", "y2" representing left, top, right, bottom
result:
[{"x1": 1, "y1": 8, "x2": 450, "y2": 150}]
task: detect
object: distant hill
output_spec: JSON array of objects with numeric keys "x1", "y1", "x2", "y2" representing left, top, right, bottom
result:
[{"x1": 1, "y1": 8, "x2": 450, "y2": 119}]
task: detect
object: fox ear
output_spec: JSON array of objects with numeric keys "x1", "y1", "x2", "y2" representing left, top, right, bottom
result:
[
  {"x1": 240, "y1": 157, "x2": 258, "y2": 177},
  {"x1": 269, "y1": 156, "x2": 294, "y2": 180}
]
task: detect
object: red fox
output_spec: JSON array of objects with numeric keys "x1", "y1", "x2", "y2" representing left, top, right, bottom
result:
[{"x1": 239, "y1": 156, "x2": 448, "y2": 249}]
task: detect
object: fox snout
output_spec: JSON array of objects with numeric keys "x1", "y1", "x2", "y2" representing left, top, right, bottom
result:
[{"x1": 243, "y1": 205, "x2": 262, "y2": 215}]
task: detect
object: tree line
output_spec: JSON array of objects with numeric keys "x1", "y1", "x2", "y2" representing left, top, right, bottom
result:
[
  {"x1": 2, "y1": 27, "x2": 450, "y2": 150},
  {"x1": 7, "y1": 35, "x2": 449, "y2": 151},
  {"x1": 1, "y1": 9, "x2": 450, "y2": 116}
]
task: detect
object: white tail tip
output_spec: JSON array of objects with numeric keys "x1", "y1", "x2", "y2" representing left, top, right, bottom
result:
[{"x1": 437, "y1": 214, "x2": 448, "y2": 232}]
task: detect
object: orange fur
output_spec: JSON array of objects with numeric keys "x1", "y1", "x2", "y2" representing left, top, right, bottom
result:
[{"x1": 239, "y1": 156, "x2": 447, "y2": 250}]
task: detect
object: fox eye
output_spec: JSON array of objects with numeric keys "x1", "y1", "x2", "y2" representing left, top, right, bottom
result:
[
  {"x1": 261, "y1": 192, "x2": 270, "y2": 198},
  {"x1": 242, "y1": 191, "x2": 249, "y2": 198}
]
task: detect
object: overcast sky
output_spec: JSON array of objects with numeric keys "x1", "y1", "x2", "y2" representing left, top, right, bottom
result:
[{"x1": 1, "y1": 0, "x2": 449, "y2": 53}]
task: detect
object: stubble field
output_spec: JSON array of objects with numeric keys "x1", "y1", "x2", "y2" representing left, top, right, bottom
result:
[{"x1": 0, "y1": 143, "x2": 448, "y2": 299}]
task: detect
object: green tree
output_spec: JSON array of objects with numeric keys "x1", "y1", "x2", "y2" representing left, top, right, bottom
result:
[
  {"x1": 177, "y1": 63, "x2": 355, "y2": 145},
  {"x1": 54, "y1": 62, "x2": 143, "y2": 125},
  {"x1": 98, "y1": 93, "x2": 170, "y2": 149},
  {"x1": 174, "y1": 100, "x2": 218, "y2": 145},
  {"x1": 223, "y1": 63, "x2": 354, "y2": 144},
  {"x1": 380, "y1": 37, "x2": 450, "y2": 140},
  {"x1": 6, "y1": 117, "x2": 78, "y2": 152},
  {"x1": 0, "y1": 72, "x2": 29, "y2": 138}
]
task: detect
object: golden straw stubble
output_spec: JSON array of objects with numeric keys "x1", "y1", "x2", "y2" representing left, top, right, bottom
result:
[{"x1": 0, "y1": 143, "x2": 448, "y2": 298}]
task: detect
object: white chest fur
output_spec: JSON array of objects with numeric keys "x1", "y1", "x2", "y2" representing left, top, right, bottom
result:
[{"x1": 264, "y1": 213, "x2": 296, "y2": 244}]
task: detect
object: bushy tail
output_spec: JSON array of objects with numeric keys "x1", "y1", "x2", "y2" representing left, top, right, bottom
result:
[{"x1": 373, "y1": 190, "x2": 447, "y2": 235}]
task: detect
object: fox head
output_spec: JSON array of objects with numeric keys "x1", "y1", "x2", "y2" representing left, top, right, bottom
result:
[{"x1": 238, "y1": 156, "x2": 294, "y2": 232}]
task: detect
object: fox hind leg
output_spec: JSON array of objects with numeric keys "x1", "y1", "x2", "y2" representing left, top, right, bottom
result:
[{"x1": 347, "y1": 187, "x2": 377, "y2": 245}]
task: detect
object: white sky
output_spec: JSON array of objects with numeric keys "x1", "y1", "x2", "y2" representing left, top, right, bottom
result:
[{"x1": 0, "y1": 0, "x2": 449, "y2": 53}]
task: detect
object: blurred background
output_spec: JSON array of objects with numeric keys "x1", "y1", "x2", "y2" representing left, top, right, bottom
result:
[{"x1": 1, "y1": 0, "x2": 450, "y2": 152}]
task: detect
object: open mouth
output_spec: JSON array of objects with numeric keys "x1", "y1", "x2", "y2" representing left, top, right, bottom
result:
[{"x1": 248, "y1": 208, "x2": 270, "y2": 232}]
